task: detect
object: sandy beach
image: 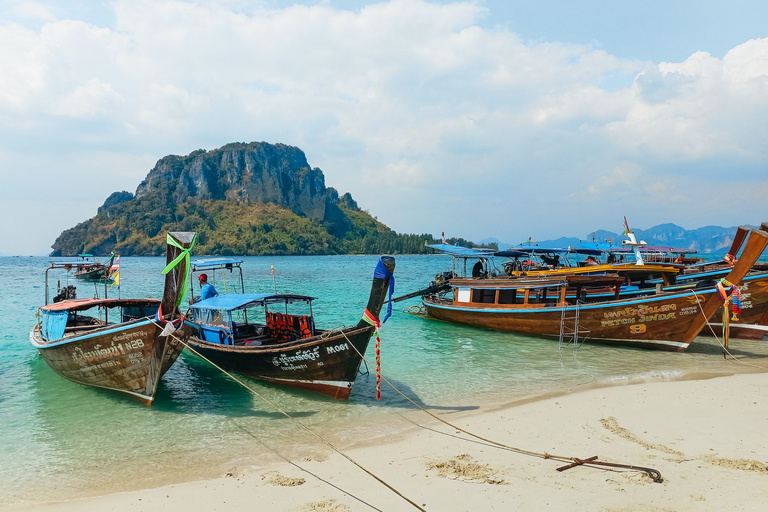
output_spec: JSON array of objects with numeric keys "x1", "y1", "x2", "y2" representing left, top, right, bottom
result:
[{"x1": 4, "y1": 370, "x2": 767, "y2": 512}]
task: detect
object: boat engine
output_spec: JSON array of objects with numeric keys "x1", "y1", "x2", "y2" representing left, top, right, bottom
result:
[
  {"x1": 53, "y1": 285, "x2": 77, "y2": 303},
  {"x1": 434, "y1": 271, "x2": 455, "y2": 286}
]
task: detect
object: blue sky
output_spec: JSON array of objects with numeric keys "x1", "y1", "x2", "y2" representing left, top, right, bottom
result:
[{"x1": 1, "y1": 0, "x2": 767, "y2": 255}]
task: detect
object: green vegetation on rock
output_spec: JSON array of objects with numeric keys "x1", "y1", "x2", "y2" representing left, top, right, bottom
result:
[{"x1": 51, "y1": 142, "x2": 471, "y2": 256}]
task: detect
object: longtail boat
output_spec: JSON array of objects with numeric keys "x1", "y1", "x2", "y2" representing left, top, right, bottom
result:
[
  {"x1": 29, "y1": 232, "x2": 198, "y2": 404},
  {"x1": 184, "y1": 256, "x2": 396, "y2": 399},
  {"x1": 421, "y1": 229, "x2": 768, "y2": 352},
  {"x1": 73, "y1": 252, "x2": 116, "y2": 282}
]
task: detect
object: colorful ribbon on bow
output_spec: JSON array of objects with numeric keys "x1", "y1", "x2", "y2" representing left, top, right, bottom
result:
[
  {"x1": 362, "y1": 308, "x2": 382, "y2": 400},
  {"x1": 715, "y1": 278, "x2": 742, "y2": 355},
  {"x1": 373, "y1": 257, "x2": 395, "y2": 324},
  {"x1": 161, "y1": 233, "x2": 198, "y2": 306}
]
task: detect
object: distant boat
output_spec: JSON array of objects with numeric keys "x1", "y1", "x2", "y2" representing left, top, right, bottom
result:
[
  {"x1": 420, "y1": 229, "x2": 768, "y2": 352},
  {"x1": 184, "y1": 256, "x2": 396, "y2": 399},
  {"x1": 29, "y1": 232, "x2": 198, "y2": 404},
  {"x1": 73, "y1": 253, "x2": 116, "y2": 282}
]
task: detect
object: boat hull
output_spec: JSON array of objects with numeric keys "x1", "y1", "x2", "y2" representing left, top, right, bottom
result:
[
  {"x1": 30, "y1": 318, "x2": 192, "y2": 404},
  {"x1": 185, "y1": 325, "x2": 376, "y2": 400},
  {"x1": 423, "y1": 290, "x2": 717, "y2": 352}
]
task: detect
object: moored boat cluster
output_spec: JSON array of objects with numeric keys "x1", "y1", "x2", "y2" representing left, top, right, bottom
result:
[{"x1": 29, "y1": 220, "x2": 768, "y2": 404}]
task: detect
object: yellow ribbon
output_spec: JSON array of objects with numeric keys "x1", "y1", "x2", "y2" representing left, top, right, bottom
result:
[{"x1": 161, "y1": 233, "x2": 198, "y2": 306}]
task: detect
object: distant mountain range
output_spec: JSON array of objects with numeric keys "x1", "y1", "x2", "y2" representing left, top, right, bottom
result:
[{"x1": 482, "y1": 223, "x2": 758, "y2": 254}]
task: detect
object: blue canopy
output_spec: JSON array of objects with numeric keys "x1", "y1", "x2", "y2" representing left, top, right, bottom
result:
[
  {"x1": 503, "y1": 246, "x2": 570, "y2": 255},
  {"x1": 427, "y1": 244, "x2": 495, "y2": 257},
  {"x1": 492, "y1": 250, "x2": 529, "y2": 258},
  {"x1": 190, "y1": 293, "x2": 317, "y2": 311},
  {"x1": 191, "y1": 258, "x2": 244, "y2": 270},
  {"x1": 50, "y1": 260, "x2": 101, "y2": 266}
]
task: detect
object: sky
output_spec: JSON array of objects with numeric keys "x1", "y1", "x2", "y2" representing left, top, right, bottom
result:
[{"x1": 1, "y1": 0, "x2": 767, "y2": 255}]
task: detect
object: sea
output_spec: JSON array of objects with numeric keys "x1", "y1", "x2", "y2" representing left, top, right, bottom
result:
[{"x1": 1, "y1": 253, "x2": 767, "y2": 506}]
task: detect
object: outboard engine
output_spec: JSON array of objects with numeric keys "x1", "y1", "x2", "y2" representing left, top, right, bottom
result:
[
  {"x1": 434, "y1": 271, "x2": 455, "y2": 286},
  {"x1": 53, "y1": 285, "x2": 77, "y2": 303},
  {"x1": 503, "y1": 260, "x2": 524, "y2": 275}
]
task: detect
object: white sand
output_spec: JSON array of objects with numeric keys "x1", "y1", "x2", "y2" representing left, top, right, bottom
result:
[{"x1": 5, "y1": 372, "x2": 767, "y2": 512}]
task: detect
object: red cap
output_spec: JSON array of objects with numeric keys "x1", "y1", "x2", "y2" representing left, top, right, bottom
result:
[{"x1": 198, "y1": 273, "x2": 207, "y2": 281}]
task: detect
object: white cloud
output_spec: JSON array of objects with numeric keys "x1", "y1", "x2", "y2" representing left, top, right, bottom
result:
[
  {"x1": 49, "y1": 78, "x2": 125, "y2": 117},
  {"x1": 0, "y1": 1, "x2": 766, "y2": 254},
  {"x1": 10, "y1": 1, "x2": 56, "y2": 22}
]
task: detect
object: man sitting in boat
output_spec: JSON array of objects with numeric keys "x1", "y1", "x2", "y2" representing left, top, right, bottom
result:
[
  {"x1": 472, "y1": 258, "x2": 487, "y2": 278},
  {"x1": 585, "y1": 255, "x2": 599, "y2": 266},
  {"x1": 194, "y1": 273, "x2": 219, "y2": 303}
]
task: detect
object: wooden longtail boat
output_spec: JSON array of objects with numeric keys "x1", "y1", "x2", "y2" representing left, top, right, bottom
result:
[
  {"x1": 29, "y1": 232, "x2": 198, "y2": 404},
  {"x1": 184, "y1": 256, "x2": 396, "y2": 399},
  {"x1": 421, "y1": 230, "x2": 768, "y2": 352},
  {"x1": 73, "y1": 252, "x2": 116, "y2": 282}
]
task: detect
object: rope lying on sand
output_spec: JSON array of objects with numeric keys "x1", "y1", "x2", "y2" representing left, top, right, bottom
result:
[
  {"x1": 150, "y1": 319, "x2": 426, "y2": 512},
  {"x1": 340, "y1": 330, "x2": 663, "y2": 483}
]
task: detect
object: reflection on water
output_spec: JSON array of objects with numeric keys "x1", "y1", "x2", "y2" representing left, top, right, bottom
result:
[{"x1": 1, "y1": 255, "x2": 767, "y2": 505}]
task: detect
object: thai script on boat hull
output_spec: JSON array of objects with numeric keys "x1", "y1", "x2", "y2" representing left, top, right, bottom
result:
[
  {"x1": 271, "y1": 347, "x2": 321, "y2": 367},
  {"x1": 601, "y1": 304, "x2": 676, "y2": 328},
  {"x1": 73, "y1": 338, "x2": 146, "y2": 362}
]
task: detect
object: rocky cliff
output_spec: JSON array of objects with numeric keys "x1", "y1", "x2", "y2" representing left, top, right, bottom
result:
[{"x1": 51, "y1": 142, "x2": 432, "y2": 256}]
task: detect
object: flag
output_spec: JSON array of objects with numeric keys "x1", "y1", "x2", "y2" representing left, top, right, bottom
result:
[
  {"x1": 623, "y1": 217, "x2": 630, "y2": 235},
  {"x1": 271, "y1": 265, "x2": 275, "y2": 276},
  {"x1": 109, "y1": 255, "x2": 120, "y2": 274},
  {"x1": 109, "y1": 255, "x2": 120, "y2": 289}
]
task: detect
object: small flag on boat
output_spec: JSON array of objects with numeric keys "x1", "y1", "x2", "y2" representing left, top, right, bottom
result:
[
  {"x1": 109, "y1": 255, "x2": 120, "y2": 274},
  {"x1": 109, "y1": 255, "x2": 120, "y2": 288},
  {"x1": 271, "y1": 265, "x2": 274, "y2": 276},
  {"x1": 623, "y1": 217, "x2": 630, "y2": 235}
]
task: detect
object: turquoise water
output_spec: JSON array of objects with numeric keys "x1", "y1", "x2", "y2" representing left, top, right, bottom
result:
[{"x1": 1, "y1": 254, "x2": 767, "y2": 506}]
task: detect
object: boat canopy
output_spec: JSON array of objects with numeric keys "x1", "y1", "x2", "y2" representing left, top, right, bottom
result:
[
  {"x1": 427, "y1": 244, "x2": 495, "y2": 257},
  {"x1": 639, "y1": 246, "x2": 698, "y2": 254},
  {"x1": 39, "y1": 298, "x2": 159, "y2": 312},
  {"x1": 191, "y1": 258, "x2": 244, "y2": 270},
  {"x1": 499, "y1": 246, "x2": 605, "y2": 256},
  {"x1": 38, "y1": 298, "x2": 160, "y2": 341},
  {"x1": 190, "y1": 293, "x2": 317, "y2": 312},
  {"x1": 49, "y1": 260, "x2": 100, "y2": 267},
  {"x1": 491, "y1": 250, "x2": 529, "y2": 258}
]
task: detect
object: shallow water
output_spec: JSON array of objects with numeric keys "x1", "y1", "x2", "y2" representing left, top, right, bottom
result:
[{"x1": 1, "y1": 254, "x2": 767, "y2": 505}]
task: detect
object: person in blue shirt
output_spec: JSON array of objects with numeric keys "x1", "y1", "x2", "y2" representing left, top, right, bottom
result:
[{"x1": 195, "y1": 273, "x2": 219, "y2": 303}]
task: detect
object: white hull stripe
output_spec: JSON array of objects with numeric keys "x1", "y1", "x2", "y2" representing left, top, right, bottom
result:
[
  {"x1": 708, "y1": 323, "x2": 768, "y2": 332},
  {"x1": 268, "y1": 378, "x2": 353, "y2": 388}
]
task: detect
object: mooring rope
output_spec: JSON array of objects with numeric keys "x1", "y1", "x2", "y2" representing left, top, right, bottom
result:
[
  {"x1": 150, "y1": 319, "x2": 426, "y2": 512},
  {"x1": 340, "y1": 329, "x2": 663, "y2": 482},
  {"x1": 691, "y1": 290, "x2": 767, "y2": 369}
]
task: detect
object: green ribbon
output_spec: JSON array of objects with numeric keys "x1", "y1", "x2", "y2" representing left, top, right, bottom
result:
[{"x1": 161, "y1": 233, "x2": 198, "y2": 306}]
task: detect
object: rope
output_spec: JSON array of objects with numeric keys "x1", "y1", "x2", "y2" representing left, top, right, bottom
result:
[
  {"x1": 150, "y1": 319, "x2": 425, "y2": 512},
  {"x1": 691, "y1": 290, "x2": 768, "y2": 369},
  {"x1": 340, "y1": 331, "x2": 663, "y2": 482}
]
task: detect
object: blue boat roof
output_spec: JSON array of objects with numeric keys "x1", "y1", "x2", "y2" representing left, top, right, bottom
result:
[
  {"x1": 492, "y1": 250, "x2": 530, "y2": 258},
  {"x1": 191, "y1": 258, "x2": 244, "y2": 269},
  {"x1": 49, "y1": 260, "x2": 101, "y2": 266},
  {"x1": 427, "y1": 244, "x2": 495, "y2": 257},
  {"x1": 190, "y1": 293, "x2": 317, "y2": 311}
]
